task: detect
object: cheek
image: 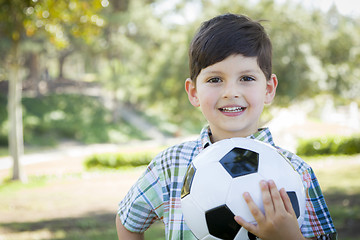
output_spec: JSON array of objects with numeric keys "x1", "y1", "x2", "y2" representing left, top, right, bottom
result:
[
  {"x1": 246, "y1": 91, "x2": 265, "y2": 108},
  {"x1": 200, "y1": 98, "x2": 214, "y2": 110},
  {"x1": 198, "y1": 88, "x2": 217, "y2": 105}
]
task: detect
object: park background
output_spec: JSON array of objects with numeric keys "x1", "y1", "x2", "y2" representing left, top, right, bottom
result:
[{"x1": 0, "y1": 0, "x2": 359, "y2": 239}]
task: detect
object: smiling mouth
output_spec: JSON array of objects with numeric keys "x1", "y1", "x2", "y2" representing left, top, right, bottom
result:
[{"x1": 219, "y1": 107, "x2": 246, "y2": 113}]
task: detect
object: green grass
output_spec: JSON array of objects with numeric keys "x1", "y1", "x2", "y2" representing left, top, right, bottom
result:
[
  {"x1": 0, "y1": 146, "x2": 8, "y2": 157},
  {"x1": 0, "y1": 214, "x2": 164, "y2": 240},
  {"x1": 305, "y1": 156, "x2": 360, "y2": 238},
  {"x1": 145, "y1": 222, "x2": 166, "y2": 240},
  {"x1": 0, "y1": 214, "x2": 118, "y2": 240},
  {"x1": 0, "y1": 154, "x2": 359, "y2": 239},
  {"x1": 0, "y1": 175, "x2": 50, "y2": 192}
]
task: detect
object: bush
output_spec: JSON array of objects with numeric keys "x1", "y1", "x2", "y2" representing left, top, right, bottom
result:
[
  {"x1": 22, "y1": 94, "x2": 115, "y2": 144},
  {"x1": 0, "y1": 93, "x2": 149, "y2": 147},
  {"x1": 84, "y1": 151, "x2": 157, "y2": 169},
  {"x1": 296, "y1": 135, "x2": 360, "y2": 156}
]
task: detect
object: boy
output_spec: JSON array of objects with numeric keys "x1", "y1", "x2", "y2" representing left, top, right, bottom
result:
[{"x1": 116, "y1": 13, "x2": 337, "y2": 239}]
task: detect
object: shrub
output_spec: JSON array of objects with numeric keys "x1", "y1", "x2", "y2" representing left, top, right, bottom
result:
[
  {"x1": 84, "y1": 151, "x2": 157, "y2": 169},
  {"x1": 296, "y1": 135, "x2": 360, "y2": 156},
  {"x1": 22, "y1": 94, "x2": 115, "y2": 144},
  {"x1": 0, "y1": 93, "x2": 149, "y2": 147}
]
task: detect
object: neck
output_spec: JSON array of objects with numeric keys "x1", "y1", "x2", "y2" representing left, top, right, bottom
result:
[{"x1": 209, "y1": 129, "x2": 259, "y2": 143}]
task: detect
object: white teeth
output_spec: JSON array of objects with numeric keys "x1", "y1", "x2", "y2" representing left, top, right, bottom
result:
[{"x1": 221, "y1": 107, "x2": 244, "y2": 112}]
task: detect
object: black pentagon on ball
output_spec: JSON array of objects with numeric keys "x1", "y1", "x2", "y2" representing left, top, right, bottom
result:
[
  {"x1": 287, "y1": 191, "x2": 300, "y2": 218},
  {"x1": 248, "y1": 231, "x2": 259, "y2": 240},
  {"x1": 220, "y1": 147, "x2": 259, "y2": 178},
  {"x1": 181, "y1": 163, "x2": 196, "y2": 199},
  {"x1": 205, "y1": 204, "x2": 241, "y2": 240}
]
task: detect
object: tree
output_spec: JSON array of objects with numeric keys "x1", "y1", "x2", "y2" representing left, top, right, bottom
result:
[
  {"x1": 96, "y1": 0, "x2": 167, "y2": 120},
  {"x1": 0, "y1": 0, "x2": 106, "y2": 181},
  {"x1": 0, "y1": 0, "x2": 34, "y2": 182},
  {"x1": 141, "y1": 0, "x2": 360, "y2": 130}
]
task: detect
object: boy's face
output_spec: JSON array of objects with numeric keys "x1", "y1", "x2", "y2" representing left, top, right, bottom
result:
[{"x1": 186, "y1": 54, "x2": 277, "y2": 142}]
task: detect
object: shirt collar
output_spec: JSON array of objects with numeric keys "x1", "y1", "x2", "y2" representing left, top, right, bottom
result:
[
  {"x1": 199, "y1": 126, "x2": 212, "y2": 150},
  {"x1": 199, "y1": 126, "x2": 276, "y2": 150},
  {"x1": 248, "y1": 128, "x2": 276, "y2": 147}
]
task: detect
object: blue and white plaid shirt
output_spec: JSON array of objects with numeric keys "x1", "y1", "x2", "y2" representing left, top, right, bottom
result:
[{"x1": 118, "y1": 126, "x2": 337, "y2": 239}]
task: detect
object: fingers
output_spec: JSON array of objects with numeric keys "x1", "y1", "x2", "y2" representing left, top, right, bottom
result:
[
  {"x1": 235, "y1": 193, "x2": 261, "y2": 236},
  {"x1": 260, "y1": 180, "x2": 275, "y2": 217},
  {"x1": 243, "y1": 191, "x2": 265, "y2": 222},
  {"x1": 243, "y1": 180, "x2": 281, "y2": 223},
  {"x1": 267, "y1": 180, "x2": 285, "y2": 212},
  {"x1": 279, "y1": 188, "x2": 297, "y2": 217},
  {"x1": 264, "y1": 180, "x2": 298, "y2": 220},
  {"x1": 234, "y1": 215, "x2": 257, "y2": 234},
  {"x1": 235, "y1": 180, "x2": 302, "y2": 239}
]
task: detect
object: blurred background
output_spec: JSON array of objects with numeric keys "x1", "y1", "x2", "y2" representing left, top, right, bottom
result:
[{"x1": 0, "y1": 0, "x2": 359, "y2": 239}]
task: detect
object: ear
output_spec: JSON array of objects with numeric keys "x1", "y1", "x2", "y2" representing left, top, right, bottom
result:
[
  {"x1": 185, "y1": 78, "x2": 200, "y2": 107},
  {"x1": 264, "y1": 74, "x2": 278, "y2": 104}
]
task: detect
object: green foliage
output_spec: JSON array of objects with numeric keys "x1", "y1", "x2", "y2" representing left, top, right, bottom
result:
[
  {"x1": 84, "y1": 151, "x2": 157, "y2": 169},
  {"x1": 1, "y1": 0, "x2": 360, "y2": 143},
  {"x1": 0, "y1": 93, "x2": 148, "y2": 146},
  {"x1": 297, "y1": 135, "x2": 360, "y2": 156},
  {"x1": 25, "y1": 94, "x2": 148, "y2": 145},
  {"x1": 22, "y1": 94, "x2": 107, "y2": 144}
]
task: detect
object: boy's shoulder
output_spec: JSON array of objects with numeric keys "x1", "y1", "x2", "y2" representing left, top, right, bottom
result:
[
  {"x1": 143, "y1": 138, "x2": 203, "y2": 183},
  {"x1": 155, "y1": 137, "x2": 202, "y2": 164},
  {"x1": 154, "y1": 127, "x2": 211, "y2": 164}
]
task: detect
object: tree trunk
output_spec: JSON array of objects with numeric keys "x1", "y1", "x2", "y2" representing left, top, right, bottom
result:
[
  {"x1": 58, "y1": 49, "x2": 73, "y2": 80},
  {"x1": 26, "y1": 52, "x2": 42, "y2": 95},
  {"x1": 8, "y1": 41, "x2": 27, "y2": 182},
  {"x1": 58, "y1": 53, "x2": 65, "y2": 79}
]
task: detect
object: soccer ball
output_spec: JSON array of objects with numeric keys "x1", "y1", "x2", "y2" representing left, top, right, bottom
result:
[{"x1": 181, "y1": 137, "x2": 305, "y2": 240}]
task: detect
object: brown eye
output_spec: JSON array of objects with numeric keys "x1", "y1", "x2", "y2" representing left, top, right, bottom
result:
[
  {"x1": 241, "y1": 76, "x2": 255, "y2": 82},
  {"x1": 208, "y1": 77, "x2": 222, "y2": 83}
]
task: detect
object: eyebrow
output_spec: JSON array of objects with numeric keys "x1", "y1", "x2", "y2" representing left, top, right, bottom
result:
[
  {"x1": 203, "y1": 69, "x2": 261, "y2": 76},
  {"x1": 202, "y1": 70, "x2": 223, "y2": 75}
]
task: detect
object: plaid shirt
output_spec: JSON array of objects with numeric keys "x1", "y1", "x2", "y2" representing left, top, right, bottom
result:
[{"x1": 118, "y1": 126, "x2": 337, "y2": 239}]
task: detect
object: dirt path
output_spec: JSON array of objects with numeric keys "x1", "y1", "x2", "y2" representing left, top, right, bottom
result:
[
  {"x1": 0, "y1": 158, "x2": 145, "y2": 223},
  {"x1": 0, "y1": 136, "x2": 195, "y2": 223},
  {"x1": 1, "y1": 130, "x2": 360, "y2": 239}
]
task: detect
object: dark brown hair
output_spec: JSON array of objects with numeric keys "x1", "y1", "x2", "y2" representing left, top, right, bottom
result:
[{"x1": 189, "y1": 13, "x2": 272, "y2": 83}]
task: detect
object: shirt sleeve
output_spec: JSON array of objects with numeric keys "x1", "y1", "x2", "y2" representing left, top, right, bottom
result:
[
  {"x1": 117, "y1": 156, "x2": 164, "y2": 233},
  {"x1": 300, "y1": 167, "x2": 337, "y2": 239}
]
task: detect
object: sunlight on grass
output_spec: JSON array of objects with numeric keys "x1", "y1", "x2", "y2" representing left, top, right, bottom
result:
[
  {"x1": 306, "y1": 155, "x2": 360, "y2": 238},
  {"x1": 0, "y1": 229, "x2": 64, "y2": 240},
  {"x1": 317, "y1": 165, "x2": 360, "y2": 194},
  {"x1": 0, "y1": 147, "x2": 8, "y2": 157},
  {"x1": 307, "y1": 156, "x2": 360, "y2": 194},
  {"x1": 145, "y1": 221, "x2": 165, "y2": 240},
  {"x1": 0, "y1": 155, "x2": 359, "y2": 239},
  {"x1": 0, "y1": 175, "x2": 49, "y2": 194}
]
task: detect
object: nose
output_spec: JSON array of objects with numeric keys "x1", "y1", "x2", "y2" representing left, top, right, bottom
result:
[{"x1": 222, "y1": 81, "x2": 240, "y2": 99}]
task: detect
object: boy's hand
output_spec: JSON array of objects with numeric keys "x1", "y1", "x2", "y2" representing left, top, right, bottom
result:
[{"x1": 234, "y1": 180, "x2": 305, "y2": 240}]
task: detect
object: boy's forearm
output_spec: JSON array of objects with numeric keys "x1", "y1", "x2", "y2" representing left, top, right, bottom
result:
[{"x1": 116, "y1": 215, "x2": 144, "y2": 240}]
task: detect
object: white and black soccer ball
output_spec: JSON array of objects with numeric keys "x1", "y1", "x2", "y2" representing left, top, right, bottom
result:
[{"x1": 181, "y1": 138, "x2": 305, "y2": 240}]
